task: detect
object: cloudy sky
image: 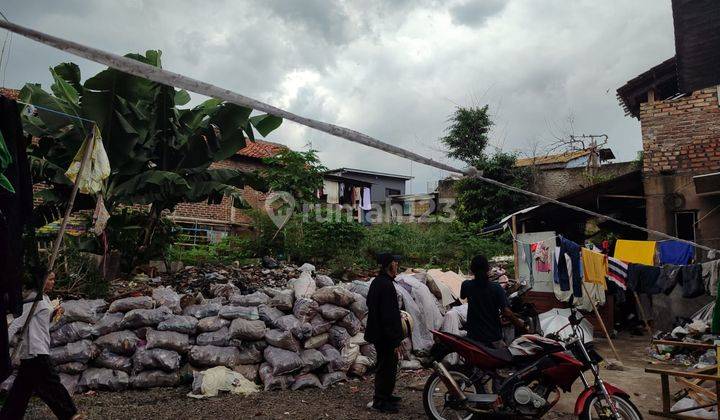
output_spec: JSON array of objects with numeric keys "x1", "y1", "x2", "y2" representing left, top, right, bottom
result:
[{"x1": 1, "y1": 0, "x2": 675, "y2": 193}]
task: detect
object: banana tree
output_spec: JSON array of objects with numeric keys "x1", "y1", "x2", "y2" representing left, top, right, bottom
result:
[{"x1": 21, "y1": 50, "x2": 282, "y2": 253}]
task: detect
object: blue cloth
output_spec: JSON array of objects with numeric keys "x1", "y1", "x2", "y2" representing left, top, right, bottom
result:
[
  {"x1": 659, "y1": 241, "x2": 694, "y2": 265},
  {"x1": 557, "y1": 237, "x2": 583, "y2": 297}
]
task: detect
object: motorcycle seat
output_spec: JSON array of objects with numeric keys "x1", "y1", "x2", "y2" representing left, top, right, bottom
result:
[{"x1": 454, "y1": 335, "x2": 512, "y2": 362}]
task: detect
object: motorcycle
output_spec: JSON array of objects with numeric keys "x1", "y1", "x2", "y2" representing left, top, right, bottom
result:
[{"x1": 422, "y1": 302, "x2": 642, "y2": 419}]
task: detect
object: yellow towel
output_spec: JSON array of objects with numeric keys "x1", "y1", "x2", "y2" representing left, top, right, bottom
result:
[
  {"x1": 581, "y1": 248, "x2": 608, "y2": 289},
  {"x1": 614, "y1": 239, "x2": 656, "y2": 265}
]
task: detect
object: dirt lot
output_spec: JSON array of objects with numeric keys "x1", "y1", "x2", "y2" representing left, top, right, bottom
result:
[{"x1": 25, "y1": 334, "x2": 674, "y2": 419}]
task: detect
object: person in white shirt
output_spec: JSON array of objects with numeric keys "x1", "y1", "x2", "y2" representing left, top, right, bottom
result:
[{"x1": 1, "y1": 272, "x2": 80, "y2": 420}]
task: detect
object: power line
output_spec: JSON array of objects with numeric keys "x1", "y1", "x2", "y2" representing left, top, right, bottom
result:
[{"x1": 0, "y1": 19, "x2": 717, "y2": 254}]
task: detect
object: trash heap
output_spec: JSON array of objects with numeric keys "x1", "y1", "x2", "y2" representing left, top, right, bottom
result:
[
  {"x1": 4, "y1": 264, "x2": 377, "y2": 395},
  {"x1": 648, "y1": 302, "x2": 719, "y2": 367}
]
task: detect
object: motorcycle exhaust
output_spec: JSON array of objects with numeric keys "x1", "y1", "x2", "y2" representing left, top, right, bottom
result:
[{"x1": 433, "y1": 361, "x2": 467, "y2": 402}]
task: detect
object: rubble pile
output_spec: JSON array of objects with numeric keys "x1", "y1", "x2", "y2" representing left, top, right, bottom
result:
[
  {"x1": 109, "y1": 262, "x2": 302, "y2": 299},
  {"x1": 648, "y1": 302, "x2": 719, "y2": 368},
  {"x1": 4, "y1": 264, "x2": 379, "y2": 395}
]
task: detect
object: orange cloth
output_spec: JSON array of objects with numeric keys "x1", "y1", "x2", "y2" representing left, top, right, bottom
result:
[{"x1": 582, "y1": 248, "x2": 608, "y2": 289}]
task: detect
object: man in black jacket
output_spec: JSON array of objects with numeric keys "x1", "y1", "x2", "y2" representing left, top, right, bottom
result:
[{"x1": 364, "y1": 253, "x2": 403, "y2": 413}]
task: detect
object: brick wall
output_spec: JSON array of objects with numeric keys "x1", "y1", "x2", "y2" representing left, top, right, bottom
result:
[
  {"x1": 529, "y1": 162, "x2": 638, "y2": 199},
  {"x1": 640, "y1": 87, "x2": 720, "y2": 175},
  {"x1": 171, "y1": 158, "x2": 267, "y2": 225}
]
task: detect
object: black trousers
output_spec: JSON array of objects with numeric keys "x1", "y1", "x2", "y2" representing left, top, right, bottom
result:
[
  {"x1": 374, "y1": 344, "x2": 398, "y2": 403},
  {"x1": 0, "y1": 355, "x2": 77, "y2": 420}
]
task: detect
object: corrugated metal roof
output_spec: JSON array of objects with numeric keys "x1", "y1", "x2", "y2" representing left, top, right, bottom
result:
[{"x1": 515, "y1": 149, "x2": 590, "y2": 167}]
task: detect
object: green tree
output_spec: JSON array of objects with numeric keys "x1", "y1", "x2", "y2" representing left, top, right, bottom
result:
[
  {"x1": 441, "y1": 105, "x2": 531, "y2": 224},
  {"x1": 441, "y1": 105, "x2": 492, "y2": 165},
  {"x1": 260, "y1": 150, "x2": 326, "y2": 204},
  {"x1": 454, "y1": 152, "x2": 531, "y2": 224},
  {"x1": 22, "y1": 50, "x2": 281, "y2": 253}
]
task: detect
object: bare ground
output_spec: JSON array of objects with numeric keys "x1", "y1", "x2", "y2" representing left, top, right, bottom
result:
[{"x1": 25, "y1": 334, "x2": 674, "y2": 419}]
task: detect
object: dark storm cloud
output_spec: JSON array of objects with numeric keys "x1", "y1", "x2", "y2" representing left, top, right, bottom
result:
[
  {"x1": 450, "y1": 0, "x2": 508, "y2": 27},
  {"x1": 0, "y1": 0, "x2": 676, "y2": 194}
]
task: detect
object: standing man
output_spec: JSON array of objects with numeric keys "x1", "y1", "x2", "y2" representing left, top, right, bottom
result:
[
  {"x1": 364, "y1": 253, "x2": 403, "y2": 414},
  {"x1": 461, "y1": 255, "x2": 526, "y2": 348},
  {"x1": 1, "y1": 272, "x2": 81, "y2": 420}
]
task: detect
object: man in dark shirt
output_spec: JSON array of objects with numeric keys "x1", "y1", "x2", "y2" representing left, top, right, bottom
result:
[
  {"x1": 364, "y1": 253, "x2": 403, "y2": 413},
  {"x1": 461, "y1": 255, "x2": 526, "y2": 348}
]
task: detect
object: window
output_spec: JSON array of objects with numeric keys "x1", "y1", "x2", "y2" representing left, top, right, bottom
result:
[
  {"x1": 675, "y1": 211, "x2": 697, "y2": 241},
  {"x1": 385, "y1": 188, "x2": 400, "y2": 197}
]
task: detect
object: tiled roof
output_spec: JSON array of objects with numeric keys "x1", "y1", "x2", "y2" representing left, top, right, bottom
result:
[
  {"x1": 0, "y1": 87, "x2": 20, "y2": 100},
  {"x1": 236, "y1": 139, "x2": 287, "y2": 159},
  {"x1": 515, "y1": 149, "x2": 590, "y2": 167}
]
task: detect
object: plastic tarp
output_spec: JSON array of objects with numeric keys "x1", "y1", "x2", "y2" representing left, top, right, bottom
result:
[
  {"x1": 426, "y1": 269, "x2": 464, "y2": 305},
  {"x1": 188, "y1": 366, "x2": 259, "y2": 399},
  {"x1": 393, "y1": 282, "x2": 434, "y2": 352}
]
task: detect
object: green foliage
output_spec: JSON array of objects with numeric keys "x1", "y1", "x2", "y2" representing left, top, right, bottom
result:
[
  {"x1": 22, "y1": 51, "x2": 279, "y2": 211},
  {"x1": 54, "y1": 246, "x2": 109, "y2": 299},
  {"x1": 261, "y1": 150, "x2": 326, "y2": 204},
  {"x1": 168, "y1": 236, "x2": 254, "y2": 266},
  {"x1": 105, "y1": 208, "x2": 177, "y2": 271},
  {"x1": 440, "y1": 105, "x2": 531, "y2": 225},
  {"x1": 360, "y1": 221, "x2": 512, "y2": 272},
  {"x1": 441, "y1": 105, "x2": 492, "y2": 165},
  {"x1": 455, "y1": 152, "x2": 532, "y2": 224}
]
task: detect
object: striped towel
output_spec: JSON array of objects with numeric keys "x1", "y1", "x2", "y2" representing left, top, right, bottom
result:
[{"x1": 607, "y1": 257, "x2": 628, "y2": 290}]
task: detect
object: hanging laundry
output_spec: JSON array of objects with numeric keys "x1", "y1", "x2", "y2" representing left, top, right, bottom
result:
[
  {"x1": 658, "y1": 240, "x2": 694, "y2": 265},
  {"x1": 92, "y1": 195, "x2": 110, "y2": 236},
  {"x1": 627, "y1": 264, "x2": 661, "y2": 294},
  {"x1": 657, "y1": 264, "x2": 682, "y2": 295},
  {"x1": 323, "y1": 180, "x2": 339, "y2": 204},
  {"x1": 552, "y1": 251, "x2": 573, "y2": 302},
  {"x1": 557, "y1": 238, "x2": 582, "y2": 297},
  {"x1": 65, "y1": 125, "x2": 110, "y2": 195},
  {"x1": 521, "y1": 243, "x2": 534, "y2": 286},
  {"x1": 678, "y1": 264, "x2": 704, "y2": 298},
  {"x1": 553, "y1": 246, "x2": 561, "y2": 284},
  {"x1": 581, "y1": 248, "x2": 608, "y2": 289},
  {"x1": 533, "y1": 241, "x2": 552, "y2": 272},
  {"x1": 607, "y1": 257, "x2": 628, "y2": 290},
  {"x1": 575, "y1": 282, "x2": 606, "y2": 312},
  {"x1": 701, "y1": 260, "x2": 720, "y2": 297},
  {"x1": 361, "y1": 187, "x2": 372, "y2": 211},
  {"x1": 614, "y1": 239, "x2": 656, "y2": 266}
]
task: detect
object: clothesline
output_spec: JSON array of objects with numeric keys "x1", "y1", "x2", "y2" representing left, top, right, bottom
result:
[{"x1": 15, "y1": 100, "x2": 96, "y2": 125}]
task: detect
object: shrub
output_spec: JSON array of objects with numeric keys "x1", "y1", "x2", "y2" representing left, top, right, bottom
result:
[{"x1": 105, "y1": 208, "x2": 177, "y2": 272}]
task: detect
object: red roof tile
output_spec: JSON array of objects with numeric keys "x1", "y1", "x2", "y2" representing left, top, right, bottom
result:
[
  {"x1": 236, "y1": 139, "x2": 287, "y2": 159},
  {"x1": 0, "y1": 88, "x2": 20, "y2": 100}
]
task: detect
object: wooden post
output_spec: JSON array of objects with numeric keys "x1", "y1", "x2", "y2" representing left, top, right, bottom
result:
[
  {"x1": 581, "y1": 281, "x2": 622, "y2": 363},
  {"x1": 11, "y1": 126, "x2": 95, "y2": 360},
  {"x1": 633, "y1": 291, "x2": 654, "y2": 337},
  {"x1": 512, "y1": 215, "x2": 519, "y2": 279}
]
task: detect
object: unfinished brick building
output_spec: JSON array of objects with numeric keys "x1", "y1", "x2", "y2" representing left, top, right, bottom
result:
[{"x1": 617, "y1": 0, "x2": 720, "y2": 258}]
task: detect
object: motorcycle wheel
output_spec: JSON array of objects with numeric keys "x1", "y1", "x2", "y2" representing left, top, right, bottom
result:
[
  {"x1": 422, "y1": 369, "x2": 480, "y2": 420},
  {"x1": 580, "y1": 394, "x2": 643, "y2": 420}
]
